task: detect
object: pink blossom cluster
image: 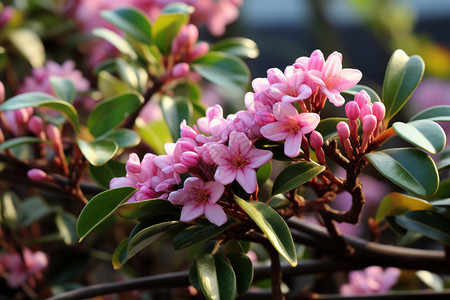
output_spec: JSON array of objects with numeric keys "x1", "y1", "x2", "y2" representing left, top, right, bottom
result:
[
  {"x1": 340, "y1": 266, "x2": 400, "y2": 295},
  {"x1": 0, "y1": 248, "x2": 48, "y2": 288},
  {"x1": 111, "y1": 50, "x2": 363, "y2": 226}
]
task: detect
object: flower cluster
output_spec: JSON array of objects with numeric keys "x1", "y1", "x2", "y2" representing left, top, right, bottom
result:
[
  {"x1": 340, "y1": 266, "x2": 400, "y2": 295},
  {"x1": 111, "y1": 50, "x2": 362, "y2": 226}
]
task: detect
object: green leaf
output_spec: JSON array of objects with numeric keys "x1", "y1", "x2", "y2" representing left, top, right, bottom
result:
[
  {"x1": 88, "y1": 92, "x2": 144, "y2": 137},
  {"x1": 226, "y1": 253, "x2": 253, "y2": 295},
  {"x1": 9, "y1": 28, "x2": 45, "y2": 67},
  {"x1": 0, "y1": 137, "x2": 45, "y2": 151},
  {"x1": 257, "y1": 161, "x2": 272, "y2": 186},
  {"x1": 192, "y1": 51, "x2": 250, "y2": 93},
  {"x1": 0, "y1": 191, "x2": 21, "y2": 229},
  {"x1": 0, "y1": 92, "x2": 80, "y2": 132},
  {"x1": 89, "y1": 160, "x2": 125, "y2": 190},
  {"x1": 382, "y1": 49, "x2": 425, "y2": 122},
  {"x1": 101, "y1": 8, "x2": 152, "y2": 44},
  {"x1": 112, "y1": 238, "x2": 129, "y2": 269},
  {"x1": 20, "y1": 196, "x2": 55, "y2": 227},
  {"x1": 316, "y1": 118, "x2": 349, "y2": 141},
  {"x1": 272, "y1": 161, "x2": 325, "y2": 196},
  {"x1": 55, "y1": 212, "x2": 78, "y2": 245},
  {"x1": 76, "y1": 187, "x2": 137, "y2": 241},
  {"x1": 160, "y1": 95, "x2": 192, "y2": 141},
  {"x1": 366, "y1": 148, "x2": 439, "y2": 197},
  {"x1": 375, "y1": 192, "x2": 432, "y2": 222},
  {"x1": 196, "y1": 254, "x2": 236, "y2": 300},
  {"x1": 99, "y1": 129, "x2": 141, "y2": 148},
  {"x1": 396, "y1": 210, "x2": 450, "y2": 246},
  {"x1": 98, "y1": 71, "x2": 130, "y2": 98},
  {"x1": 385, "y1": 216, "x2": 407, "y2": 235},
  {"x1": 437, "y1": 148, "x2": 450, "y2": 171},
  {"x1": 410, "y1": 105, "x2": 450, "y2": 122},
  {"x1": 136, "y1": 119, "x2": 172, "y2": 155},
  {"x1": 173, "y1": 222, "x2": 230, "y2": 250},
  {"x1": 234, "y1": 196, "x2": 297, "y2": 266},
  {"x1": 267, "y1": 195, "x2": 291, "y2": 210},
  {"x1": 50, "y1": 76, "x2": 75, "y2": 103},
  {"x1": 343, "y1": 84, "x2": 381, "y2": 103},
  {"x1": 77, "y1": 139, "x2": 119, "y2": 166},
  {"x1": 210, "y1": 37, "x2": 259, "y2": 59},
  {"x1": 118, "y1": 198, "x2": 180, "y2": 220},
  {"x1": 161, "y1": 2, "x2": 194, "y2": 14},
  {"x1": 92, "y1": 28, "x2": 137, "y2": 60},
  {"x1": 393, "y1": 120, "x2": 446, "y2": 154},
  {"x1": 116, "y1": 58, "x2": 148, "y2": 93},
  {"x1": 152, "y1": 11, "x2": 189, "y2": 54}
]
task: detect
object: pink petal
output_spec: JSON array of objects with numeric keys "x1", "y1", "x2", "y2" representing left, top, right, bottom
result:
[
  {"x1": 273, "y1": 102, "x2": 298, "y2": 121},
  {"x1": 260, "y1": 122, "x2": 289, "y2": 141},
  {"x1": 284, "y1": 132, "x2": 303, "y2": 158},
  {"x1": 168, "y1": 190, "x2": 188, "y2": 205},
  {"x1": 298, "y1": 113, "x2": 320, "y2": 134},
  {"x1": 214, "y1": 165, "x2": 237, "y2": 185},
  {"x1": 321, "y1": 87, "x2": 345, "y2": 107},
  {"x1": 236, "y1": 167, "x2": 257, "y2": 194},
  {"x1": 247, "y1": 148, "x2": 273, "y2": 168},
  {"x1": 334, "y1": 68, "x2": 362, "y2": 91},
  {"x1": 307, "y1": 69, "x2": 325, "y2": 86},
  {"x1": 180, "y1": 204, "x2": 204, "y2": 222},
  {"x1": 109, "y1": 177, "x2": 134, "y2": 189},
  {"x1": 229, "y1": 132, "x2": 252, "y2": 156},
  {"x1": 323, "y1": 51, "x2": 342, "y2": 79},
  {"x1": 251, "y1": 77, "x2": 269, "y2": 92},
  {"x1": 204, "y1": 181, "x2": 225, "y2": 203},
  {"x1": 204, "y1": 203, "x2": 227, "y2": 226},
  {"x1": 208, "y1": 143, "x2": 232, "y2": 165}
]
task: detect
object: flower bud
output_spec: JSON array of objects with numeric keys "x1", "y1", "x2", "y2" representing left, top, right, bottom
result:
[
  {"x1": 255, "y1": 110, "x2": 275, "y2": 126},
  {"x1": 185, "y1": 24, "x2": 199, "y2": 47},
  {"x1": 372, "y1": 102, "x2": 386, "y2": 122},
  {"x1": 309, "y1": 130, "x2": 323, "y2": 149},
  {"x1": 14, "y1": 108, "x2": 31, "y2": 124},
  {"x1": 345, "y1": 101, "x2": 360, "y2": 120},
  {"x1": 45, "y1": 124, "x2": 61, "y2": 144},
  {"x1": 188, "y1": 42, "x2": 209, "y2": 61},
  {"x1": 362, "y1": 115, "x2": 377, "y2": 134},
  {"x1": 28, "y1": 116, "x2": 44, "y2": 138},
  {"x1": 354, "y1": 90, "x2": 371, "y2": 108},
  {"x1": 171, "y1": 62, "x2": 190, "y2": 79},
  {"x1": 267, "y1": 68, "x2": 285, "y2": 85},
  {"x1": 0, "y1": 81, "x2": 4, "y2": 103},
  {"x1": 307, "y1": 49, "x2": 325, "y2": 71},
  {"x1": 337, "y1": 121, "x2": 350, "y2": 140},
  {"x1": 359, "y1": 104, "x2": 373, "y2": 121},
  {"x1": 180, "y1": 151, "x2": 201, "y2": 166},
  {"x1": 180, "y1": 121, "x2": 198, "y2": 139},
  {"x1": 27, "y1": 168, "x2": 48, "y2": 181},
  {"x1": 126, "y1": 153, "x2": 141, "y2": 173}
]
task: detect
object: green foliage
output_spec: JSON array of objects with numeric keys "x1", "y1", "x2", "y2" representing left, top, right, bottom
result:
[
  {"x1": 393, "y1": 120, "x2": 446, "y2": 153},
  {"x1": 343, "y1": 84, "x2": 381, "y2": 102},
  {"x1": 92, "y1": 28, "x2": 138, "y2": 60},
  {"x1": 365, "y1": 148, "x2": 439, "y2": 197},
  {"x1": 136, "y1": 119, "x2": 173, "y2": 155},
  {"x1": 272, "y1": 161, "x2": 325, "y2": 196},
  {"x1": 0, "y1": 191, "x2": 22, "y2": 229},
  {"x1": 9, "y1": 28, "x2": 45, "y2": 67},
  {"x1": 256, "y1": 161, "x2": 272, "y2": 186},
  {"x1": 0, "y1": 136, "x2": 45, "y2": 150},
  {"x1": 98, "y1": 128, "x2": 141, "y2": 148},
  {"x1": 160, "y1": 95, "x2": 192, "y2": 141},
  {"x1": 49, "y1": 77, "x2": 75, "y2": 103},
  {"x1": 234, "y1": 196, "x2": 297, "y2": 266},
  {"x1": 173, "y1": 221, "x2": 230, "y2": 250},
  {"x1": 152, "y1": 8, "x2": 190, "y2": 54},
  {"x1": 437, "y1": 148, "x2": 450, "y2": 170},
  {"x1": 410, "y1": 105, "x2": 450, "y2": 122},
  {"x1": 117, "y1": 198, "x2": 181, "y2": 220},
  {"x1": 210, "y1": 37, "x2": 259, "y2": 59},
  {"x1": 89, "y1": 160, "x2": 126, "y2": 189},
  {"x1": 55, "y1": 212, "x2": 78, "y2": 245},
  {"x1": 316, "y1": 118, "x2": 349, "y2": 141},
  {"x1": 375, "y1": 193, "x2": 432, "y2": 222},
  {"x1": 382, "y1": 49, "x2": 425, "y2": 123},
  {"x1": 226, "y1": 252, "x2": 254, "y2": 295},
  {"x1": 20, "y1": 196, "x2": 55, "y2": 227},
  {"x1": 77, "y1": 139, "x2": 118, "y2": 166}
]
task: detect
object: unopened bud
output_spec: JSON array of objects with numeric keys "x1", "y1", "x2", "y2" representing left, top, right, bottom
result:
[
  {"x1": 180, "y1": 151, "x2": 200, "y2": 166},
  {"x1": 307, "y1": 49, "x2": 325, "y2": 71},
  {"x1": 14, "y1": 108, "x2": 31, "y2": 124},
  {"x1": 345, "y1": 101, "x2": 360, "y2": 120},
  {"x1": 171, "y1": 62, "x2": 190, "y2": 79},
  {"x1": 46, "y1": 124, "x2": 61, "y2": 144},
  {"x1": 180, "y1": 121, "x2": 198, "y2": 139},
  {"x1": 126, "y1": 153, "x2": 141, "y2": 173},
  {"x1": 359, "y1": 104, "x2": 373, "y2": 121},
  {"x1": 309, "y1": 130, "x2": 323, "y2": 149},
  {"x1": 362, "y1": 115, "x2": 377, "y2": 134},
  {"x1": 337, "y1": 121, "x2": 350, "y2": 140},
  {"x1": 267, "y1": 68, "x2": 285, "y2": 85},
  {"x1": 27, "y1": 168, "x2": 48, "y2": 181},
  {"x1": 372, "y1": 102, "x2": 386, "y2": 123},
  {"x1": 188, "y1": 42, "x2": 209, "y2": 61},
  {"x1": 28, "y1": 116, "x2": 44, "y2": 138},
  {"x1": 0, "y1": 81, "x2": 4, "y2": 103},
  {"x1": 185, "y1": 24, "x2": 199, "y2": 47},
  {"x1": 354, "y1": 90, "x2": 371, "y2": 108}
]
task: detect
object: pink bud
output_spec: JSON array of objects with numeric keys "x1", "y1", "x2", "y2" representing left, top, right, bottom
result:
[
  {"x1": 28, "y1": 116, "x2": 44, "y2": 137},
  {"x1": 359, "y1": 104, "x2": 373, "y2": 121},
  {"x1": 307, "y1": 49, "x2": 325, "y2": 71},
  {"x1": 180, "y1": 121, "x2": 198, "y2": 139},
  {"x1": 0, "y1": 81, "x2": 4, "y2": 103},
  {"x1": 126, "y1": 153, "x2": 141, "y2": 173},
  {"x1": 180, "y1": 151, "x2": 201, "y2": 166},
  {"x1": 27, "y1": 168, "x2": 48, "y2": 181},
  {"x1": 354, "y1": 90, "x2": 371, "y2": 108},
  {"x1": 362, "y1": 115, "x2": 377, "y2": 134},
  {"x1": 185, "y1": 24, "x2": 199, "y2": 47},
  {"x1": 267, "y1": 68, "x2": 285, "y2": 85},
  {"x1": 372, "y1": 102, "x2": 386, "y2": 122},
  {"x1": 309, "y1": 130, "x2": 323, "y2": 149},
  {"x1": 255, "y1": 110, "x2": 275, "y2": 126},
  {"x1": 206, "y1": 105, "x2": 223, "y2": 121},
  {"x1": 337, "y1": 121, "x2": 350, "y2": 140},
  {"x1": 45, "y1": 124, "x2": 61, "y2": 144},
  {"x1": 345, "y1": 101, "x2": 360, "y2": 120},
  {"x1": 171, "y1": 62, "x2": 190, "y2": 79},
  {"x1": 188, "y1": 42, "x2": 209, "y2": 61},
  {"x1": 13, "y1": 108, "x2": 31, "y2": 124}
]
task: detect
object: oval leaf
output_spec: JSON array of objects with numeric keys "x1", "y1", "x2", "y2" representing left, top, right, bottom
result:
[
  {"x1": 226, "y1": 253, "x2": 253, "y2": 295},
  {"x1": 234, "y1": 196, "x2": 297, "y2": 266},
  {"x1": 88, "y1": 92, "x2": 144, "y2": 137},
  {"x1": 112, "y1": 238, "x2": 129, "y2": 270},
  {"x1": 0, "y1": 137, "x2": 45, "y2": 151},
  {"x1": 272, "y1": 161, "x2": 325, "y2": 196},
  {"x1": 77, "y1": 139, "x2": 119, "y2": 166},
  {"x1": 382, "y1": 49, "x2": 425, "y2": 122},
  {"x1": 55, "y1": 213, "x2": 78, "y2": 245},
  {"x1": 118, "y1": 198, "x2": 180, "y2": 220},
  {"x1": 89, "y1": 160, "x2": 126, "y2": 189},
  {"x1": 210, "y1": 37, "x2": 259, "y2": 59},
  {"x1": 152, "y1": 11, "x2": 189, "y2": 54},
  {"x1": 366, "y1": 148, "x2": 439, "y2": 197},
  {"x1": 437, "y1": 148, "x2": 450, "y2": 170},
  {"x1": 393, "y1": 120, "x2": 446, "y2": 154},
  {"x1": 173, "y1": 222, "x2": 230, "y2": 250},
  {"x1": 160, "y1": 95, "x2": 192, "y2": 141},
  {"x1": 50, "y1": 76, "x2": 75, "y2": 103},
  {"x1": 396, "y1": 210, "x2": 450, "y2": 246},
  {"x1": 101, "y1": 8, "x2": 152, "y2": 44},
  {"x1": 257, "y1": 161, "x2": 272, "y2": 187},
  {"x1": 99, "y1": 128, "x2": 141, "y2": 148},
  {"x1": 196, "y1": 254, "x2": 236, "y2": 300},
  {"x1": 375, "y1": 192, "x2": 432, "y2": 222},
  {"x1": 92, "y1": 28, "x2": 137, "y2": 60},
  {"x1": 76, "y1": 187, "x2": 137, "y2": 241},
  {"x1": 410, "y1": 105, "x2": 450, "y2": 122},
  {"x1": 136, "y1": 118, "x2": 173, "y2": 155},
  {"x1": 343, "y1": 84, "x2": 381, "y2": 103},
  {"x1": 9, "y1": 28, "x2": 45, "y2": 67}
]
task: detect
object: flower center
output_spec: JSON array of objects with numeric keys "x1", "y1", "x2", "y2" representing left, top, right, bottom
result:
[
  {"x1": 231, "y1": 153, "x2": 249, "y2": 170},
  {"x1": 286, "y1": 117, "x2": 301, "y2": 134},
  {"x1": 194, "y1": 188, "x2": 209, "y2": 205}
]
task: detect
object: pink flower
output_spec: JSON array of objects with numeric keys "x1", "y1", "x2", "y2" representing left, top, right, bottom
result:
[
  {"x1": 208, "y1": 132, "x2": 272, "y2": 194},
  {"x1": 260, "y1": 102, "x2": 320, "y2": 158},
  {"x1": 168, "y1": 177, "x2": 226, "y2": 226},
  {"x1": 0, "y1": 248, "x2": 48, "y2": 288},
  {"x1": 340, "y1": 266, "x2": 400, "y2": 295},
  {"x1": 266, "y1": 66, "x2": 312, "y2": 103}
]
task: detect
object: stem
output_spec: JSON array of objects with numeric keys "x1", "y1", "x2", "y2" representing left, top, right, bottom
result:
[{"x1": 266, "y1": 243, "x2": 285, "y2": 300}]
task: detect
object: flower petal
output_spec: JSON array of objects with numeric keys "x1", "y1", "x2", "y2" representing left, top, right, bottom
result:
[
  {"x1": 208, "y1": 143, "x2": 232, "y2": 165},
  {"x1": 247, "y1": 148, "x2": 273, "y2": 168},
  {"x1": 284, "y1": 132, "x2": 302, "y2": 158},
  {"x1": 298, "y1": 112, "x2": 320, "y2": 134},
  {"x1": 229, "y1": 132, "x2": 252, "y2": 156},
  {"x1": 260, "y1": 122, "x2": 289, "y2": 141},
  {"x1": 180, "y1": 204, "x2": 204, "y2": 222},
  {"x1": 204, "y1": 181, "x2": 225, "y2": 203},
  {"x1": 214, "y1": 165, "x2": 237, "y2": 185},
  {"x1": 334, "y1": 68, "x2": 363, "y2": 91},
  {"x1": 204, "y1": 203, "x2": 227, "y2": 226},
  {"x1": 273, "y1": 102, "x2": 298, "y2": 121},
  {"x1": 236, "y1": 167, "x2": 257, "y2": 194}
]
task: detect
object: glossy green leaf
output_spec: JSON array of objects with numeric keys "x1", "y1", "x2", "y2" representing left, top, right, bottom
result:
[
  {"x1": 76, "y1": 187, "x2": 137, "y2": 241},
  {"x1": 410, "y1": 105, "x2": 450, "y2": 122},
  {"x1": 20, "y1": 196, "x2": 55, "y2": 227},
  {"x1": 160, "y1": 95, "x2": 192, "y2": 141},
  {"x1": 136, "y1": 119, "x2": 172, "y2": 155},
  {"x1": 55, "y1": 212, "x2": 78, "y2": 245},
  {"x1": 112, "y1": 238, "x2": 129, "y2": 269},
  {"x1": 316, "y1": 118, "x2": 349, "y2": 141},
  {"x1": 272, "y1": 161, "x2": 325, "y2": 196},
  {"x1": 267, "y1": 195, "x2": 291, "y2": 210},
  {"x1": 366, "y1": 148, "x2": 439, "y2": 197},
  {"x1": 118, "y1": 198, "x2": 180, "y2": 220},
  {"x1": 234, "y1": 196, "x2": 297, "y2": 266},
  {"x1": 396, "y1": 210, "x2": 450, "y2": 246},
  {"x1": 0, "y1": 137, "x2": 45, "y2": 151},
  {"x1": 210, "y1": 37, "x2": 259, "y2": 59},
  {"x1": 161, "y1": 2, "x2": 194, "y2": 14},
  {"x1": 393, "y1": 120, "x2": 446, "y2": 153},
  {"x1": 382, "y1": 49, "x2": 425, "y2": 122},
  {"x1": 0, "y1": 191, "x2": 21, "y2": 229},
  {"x1": 99, "y1": 129, "x2": 141, "y2": 148},
  {"x1": 196, "y1": 254, "x2": 236, "y2": 300},
  {"x1": 385, "y1": 216, "x2": 407, "y2": 235},
  {"x1": 50, "y1": 76, "x2": 75, "y2": 103},
  {"x1": 92, "y1": 28, "x2": 137, "y2": 60},
  {"x1": 256, "y1": 161, "x2": 272, "y2": 186},
  {"x1": 77, "y1": 139, "x2": 119, "y2": 166},
  {"x1": 375, "y1": 193, "x2": 432, "y2": 222},
  {"x1": 152, "y1": 11, "x2": 189, "y2": 54},
  {"x1": 226, "y1": 252, "x2": 253, "y2": 295},
  {"x1": 0, "y1": 92, "x2": 80, "y2": 132},
  {"x1": 116, "y1": 58, "x2": 148, "y2": 93},
  {"x1": 430, "y1": 178, "x2": 450, "y2": 200},
  {"x1": 89, "y1": 160, "x2": 126, "y2": 189},
  {"x1": 9, "y1": 28, "x2": 45, "y2": 67},
  {"x1": 98, "y1": 71, "x2": 130, "y2": 98},
  {"x1": 88, "y1": 92, "x2": 144, "y2": 137},
  {"x1": 431, "y1": 199, "x2": 450, "y2": 207},
  {"x1": 173, "y1": 222, "x2": 230, "y2": 250},
  {"x1": 343, "y1": 84, "x2": 381, "y2": 103},
  {"x1": 437, "y1": 148, "x2": 450, "y2": 170},
  {"x1": 101, "y1": 8, "x2": 152, "y2": 44},
  {"x1": 192, "y1": 51, "x2": 250, "y2": 92}
]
